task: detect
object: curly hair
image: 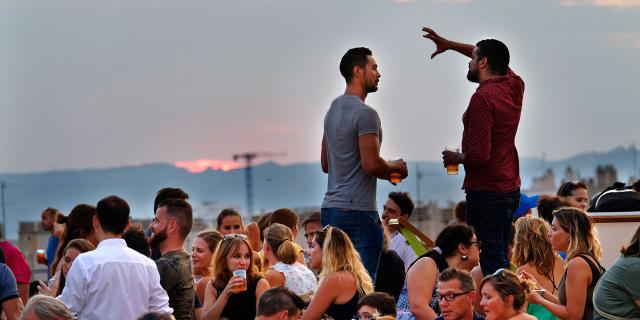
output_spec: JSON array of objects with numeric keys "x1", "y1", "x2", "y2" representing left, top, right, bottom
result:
[{"x1": 512, "y1": 216, "x2": 556, "y2": 284}]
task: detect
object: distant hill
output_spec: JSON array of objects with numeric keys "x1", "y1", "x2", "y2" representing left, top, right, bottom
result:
[{"x1": 1, "y1": 145, "x2": 638, "y2": 240}]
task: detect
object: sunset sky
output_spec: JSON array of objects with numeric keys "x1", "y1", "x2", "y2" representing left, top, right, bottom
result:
[{"x1": 1, "y1": 0, "x2": 639, "y2": 173}]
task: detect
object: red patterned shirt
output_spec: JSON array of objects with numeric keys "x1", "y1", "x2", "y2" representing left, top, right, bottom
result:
[{"x1": 461, "y1": 68, "x2": 524, "y2": 193}]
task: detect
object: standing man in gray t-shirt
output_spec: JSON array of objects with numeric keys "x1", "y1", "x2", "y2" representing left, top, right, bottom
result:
[{"x1": 320, "y1": 47, "x2": 408, "y2": 282}]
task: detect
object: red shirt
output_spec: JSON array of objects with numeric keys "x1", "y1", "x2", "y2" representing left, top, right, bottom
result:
[
  {"x1": 461, "y1": 68, "x2": 524, "y2": 193},
  {"x1": 0, "y1": 241, "x2": 31, "y2": 284}
]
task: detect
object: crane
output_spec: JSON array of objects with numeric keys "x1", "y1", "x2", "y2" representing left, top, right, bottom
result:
[{"x1": 233, "y1": 152, "x2": 286, "y2": 216}]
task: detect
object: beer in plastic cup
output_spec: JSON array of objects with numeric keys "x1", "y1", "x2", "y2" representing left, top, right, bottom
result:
[
  {"x1": 389, "y1": 156, "x2": 403, "y2": 184},
  {"x1": 232, "y1": 269, "x2": 247, "y2": 292},
  {"x1": 445, "y1": 146, "x2": 460, "y2": 175},
  {"x1": 36, "y1": 249, "x2": 46, "y2": 264}
]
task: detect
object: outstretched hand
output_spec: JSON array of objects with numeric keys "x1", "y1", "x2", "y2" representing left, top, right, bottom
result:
[{"x1": 422, "y1": 27, "x2": 450, "y2": 59}]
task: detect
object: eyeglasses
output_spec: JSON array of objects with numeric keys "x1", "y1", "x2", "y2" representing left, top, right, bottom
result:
[
  {"x1": 470, "y1": 240, "x2": 482, "y2": 249},
  {"x1": 223, "y1": 234, "x2": 247, "y2": 241},
  {"x1": 434, "y1": 291, "x2": 471, "y2": 302}
]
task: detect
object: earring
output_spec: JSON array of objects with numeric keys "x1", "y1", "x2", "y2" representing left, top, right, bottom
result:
[{"x1": 462, "y1": 255, "x2": 469, "y2": 261}]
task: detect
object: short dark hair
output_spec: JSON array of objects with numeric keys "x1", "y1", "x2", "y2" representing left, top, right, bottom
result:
[
  {"x1": 356, "y1": 292, "x2": 397, "y2": 317},
  {"x1": 301, "y1": 212, "x2": 321, "y2": 228},
  {"x1": 475, "y1": 39, "x2": 510, "y2": 76},
  {"x1": 216, "y1": 208, "x2": 242, "y2": 229},
  {"x1": 257, "y1": 287, "x2": 305, "y2": 317},
  {"x1": 388, "y1": 192, "x2": 415, "y2": 217},
  {"x1": 439, "y1": 267, "x2": 476, "y2": 292},
  {"x1": 537, "y1": 195, "x2": 562, "y2": 225},
  {"x1": 123, "y1": 224, "x2": 151, "y2": 257},
  {"x1": 339, "y1": 47, "x2": 372, "y2": 82},
  {"x1": 270, "y1": 208, "x2": 299, "y2": 230},
  {"x1": 158, "y1": 198, "x2": 193, "y2": 239},
  {"x1": 42, "y1": 207, "x2": 60, "y2": 218},
  {"x1": 154, "y1": 187, "x2": 189, "y2": 212},
  {"x1": 96, "y1": 196, "x2": 130, "y2": 235}
]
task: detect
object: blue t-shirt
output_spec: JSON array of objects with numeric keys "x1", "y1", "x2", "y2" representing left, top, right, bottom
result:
[
  {"x1": 0, "y1": 263, "x2": 19, "y2": 314},
  {"x1": 46, "y1": 235, "x2": 59, "y2": 278}
]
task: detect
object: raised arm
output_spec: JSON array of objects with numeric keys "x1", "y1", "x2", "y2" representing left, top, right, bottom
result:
[{"x1": 421, "y1": 27, "x2": 474, "y2": 59}]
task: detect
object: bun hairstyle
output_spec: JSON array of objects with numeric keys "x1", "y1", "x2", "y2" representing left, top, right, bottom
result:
[
  {"x1": 266, "y1": 223, "x2": 298, "y2": 265},
  {"x1": 480, "y1": 269, "x2": 530, "y2": 311},
  {"x1": 57, "y1": 214, "x2": 69, "y2": 224}
]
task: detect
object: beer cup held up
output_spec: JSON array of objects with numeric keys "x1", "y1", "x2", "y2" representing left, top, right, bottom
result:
[
  {"x1": 389, "y1": 156, "x2": 403, "y2": 184},
  {"x1": 233, "y1": 269, "x2": 247, "y2": 292},
  {"x1": 445, "y1": 146, "x2": 459, "y2": 175}
]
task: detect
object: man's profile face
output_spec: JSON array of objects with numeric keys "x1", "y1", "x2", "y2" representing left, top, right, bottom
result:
[
  {"x1": 149, "y1": 207, "x2": 170, "y2": 247},
  {"x1": 381, "y1": 198, "x2": 404, "y2": 227},
  {"x1": 303, "y1": 221, "x2": 322, "y2": 249},
  {"x1": 437, "y1": 279, "x2": 474, "y2": 320},
  {"x1": 466, "y1": 47, "x2": 481, "y2": 83},
  {"x1": 362, "y1": 55, "x2": 381, "y2": 93},
  {"x1": 41, "y1": 210, "x2": 54, "y2": 232}
]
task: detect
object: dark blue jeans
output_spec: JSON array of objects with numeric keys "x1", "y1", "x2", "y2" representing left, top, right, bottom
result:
[
  {"x1": 320, "y1": 208, "x2": 384, "y2": 282},
  {"x1": 465, "y1": 189, "x2": 520, "y2": 276}
]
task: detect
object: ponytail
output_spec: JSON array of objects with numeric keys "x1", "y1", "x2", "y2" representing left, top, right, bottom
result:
[{"x1": 266, "y1": 223, "x2": 298, "y2": 265}]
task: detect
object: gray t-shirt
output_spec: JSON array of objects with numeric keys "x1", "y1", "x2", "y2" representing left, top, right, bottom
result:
[
  {"x1": 322, "y1": 94, "x2": 382, "y2": 211},
  {"x1": 594, "y1": 255, "x2": 640, "y2": 319}
]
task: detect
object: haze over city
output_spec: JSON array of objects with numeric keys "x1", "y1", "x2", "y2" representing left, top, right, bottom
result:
[{"x1": 2, "y1": 0, "x2": 639, "y2": 173}]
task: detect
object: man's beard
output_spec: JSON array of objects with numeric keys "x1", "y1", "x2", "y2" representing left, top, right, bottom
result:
[
  {"x1": 365, "y1": 81, "x2": 379, "y2": 93},
  {"x1": 149, "y1": 227, "x2": 168, "y2": 248},
  {"x1": 467, "y1": 69, "x2": 479, "y2": 83}
]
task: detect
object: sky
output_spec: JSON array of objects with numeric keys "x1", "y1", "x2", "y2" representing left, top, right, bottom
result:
[{"x1": 1, "y1": 0, "x2": 639, "y2": 173}]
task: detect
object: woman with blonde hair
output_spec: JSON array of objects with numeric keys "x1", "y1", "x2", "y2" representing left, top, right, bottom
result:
[
  {"x1": 191, "y1": 230, "x2": 223, "y2": 303},
  {"x1": 263, "y1": 223, "x2": 317, "y2": 295},
  {"x1": 202, "y1": 234, "x2": 269, "y2": 320},
  {"x1": 301, "y1": 226, "x2": 374, "y2": 320},
  {"x1": 523, "y1": 208, "x2": 604, "y2": 320},
  {"x1": 512, "y1": 216, "x2": 565, "y2": 320}
]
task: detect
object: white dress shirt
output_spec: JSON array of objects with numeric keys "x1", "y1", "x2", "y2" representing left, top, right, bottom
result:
[
  {"x1": 390, "y1": 230, "x2": 419, "y2": 270},
  {"x1": 58, "y1": 238, "x2": 172, "y2": 320}
]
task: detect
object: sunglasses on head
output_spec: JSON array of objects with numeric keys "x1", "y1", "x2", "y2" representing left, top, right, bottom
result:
[{"x1": 223, "y1": 234, "x2": 247, "y2": 241}]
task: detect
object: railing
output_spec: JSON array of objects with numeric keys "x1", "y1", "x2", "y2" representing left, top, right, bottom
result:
[{"x1": 591, "y1": 211, "x2": 640, "y2": 268}]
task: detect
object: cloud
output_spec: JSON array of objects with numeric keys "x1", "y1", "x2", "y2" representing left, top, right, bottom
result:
[
  {"x1": 174, "y1": 159, "x2": 242, "y2": 173},
  {"x1": 560, "y1": 0, "x2": 640, "y2": 7},
  {"x1": 609, "y1": 32, "x2": 640, "y2": 49}
]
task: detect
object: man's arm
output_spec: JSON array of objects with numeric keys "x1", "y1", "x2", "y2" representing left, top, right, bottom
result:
[
  {"x1": 321, "y1": 135, "x2": 328, "y2": 173},
  {"x1": 359, "y1": 134, "x2": 408, "y2": 180},
  {"x1": 421, "y1": 27, "x2": 474, "y2": 59}
]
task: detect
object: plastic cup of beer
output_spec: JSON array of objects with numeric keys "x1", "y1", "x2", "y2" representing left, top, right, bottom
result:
[
  {"x1": 445, "y1": 146, "x2": 460, "y2": 175},
  {"x1": 36, "y1": 249, "x2": 46, "y2": 264},
  {"x1": 389, "y1": 156, "x2": 403, "y2": 184},
  {"x1": 232, "y1": 269, "x2": 247, "y2": 292}
]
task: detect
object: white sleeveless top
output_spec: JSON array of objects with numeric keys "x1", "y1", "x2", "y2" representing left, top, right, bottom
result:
[{"x1": 270, "y1": 261, "x2": 318, "y2": 295}]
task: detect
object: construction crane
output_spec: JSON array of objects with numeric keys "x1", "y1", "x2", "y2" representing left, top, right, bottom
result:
[{"x1": 233, "y1": 152, "x2": 286, "y2": 216}]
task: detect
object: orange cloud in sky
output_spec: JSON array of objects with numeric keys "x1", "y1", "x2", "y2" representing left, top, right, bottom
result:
[
  {"x1": 174, "y1": 159, "x2": 243, "y2": 173},
  {"x1": 560, "y1": 0, "x2": 640, "y2": 6}
]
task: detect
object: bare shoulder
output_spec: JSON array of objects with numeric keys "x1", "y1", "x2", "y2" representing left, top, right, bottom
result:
[{"x1": 323, "y1": 271, "x2": 356, "y2": 288}]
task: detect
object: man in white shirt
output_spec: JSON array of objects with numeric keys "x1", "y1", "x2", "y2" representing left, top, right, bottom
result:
[
  {"x1": 58, "y1": 195, "x2": 172, "y2": 320},
  {"x1": 381, "y1": 191, "x2": 418, "y2": 270}
]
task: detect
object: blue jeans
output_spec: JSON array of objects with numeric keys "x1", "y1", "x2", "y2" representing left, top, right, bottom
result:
[
  {"x1": 321, "y1": 208, "x2": 384, "y2": 282},
  {"x1": 465, "y1": 189, "x2": 520, "y2": 276}
]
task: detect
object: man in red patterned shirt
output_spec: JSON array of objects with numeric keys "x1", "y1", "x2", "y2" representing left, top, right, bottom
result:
[{"x1": 422, "y1": 28, "x2": 524, "y2": 276}]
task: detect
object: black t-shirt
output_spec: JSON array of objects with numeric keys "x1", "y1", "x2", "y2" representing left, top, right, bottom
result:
[{"x1": 375, "y1": 249, "x2": 405, "y2": 301}]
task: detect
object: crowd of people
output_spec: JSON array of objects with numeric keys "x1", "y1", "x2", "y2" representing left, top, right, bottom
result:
[{"x1": 1, "y1": 26, "x2": 640, "y2": 320}]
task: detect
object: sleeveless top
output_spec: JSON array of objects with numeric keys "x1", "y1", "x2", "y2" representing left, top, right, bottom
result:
[
  {"x1": 270, "y1": 261, "x2": 318, "y2": 295},
  {"x1": 214, "y1": 275, "x2": 263, "y2": 320},
  {"x1": 527, "y1": 303, "x2": 558, "y2": 320},
  {"x1": 325, "y1": 289, "x2": 361, "y2": 320},
  {"x1": 558, "y1": 254, "x2": 604, "y2": 320},
  {"x1": 396, "y1": 249, "x2": 449, "y2": 320}
]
